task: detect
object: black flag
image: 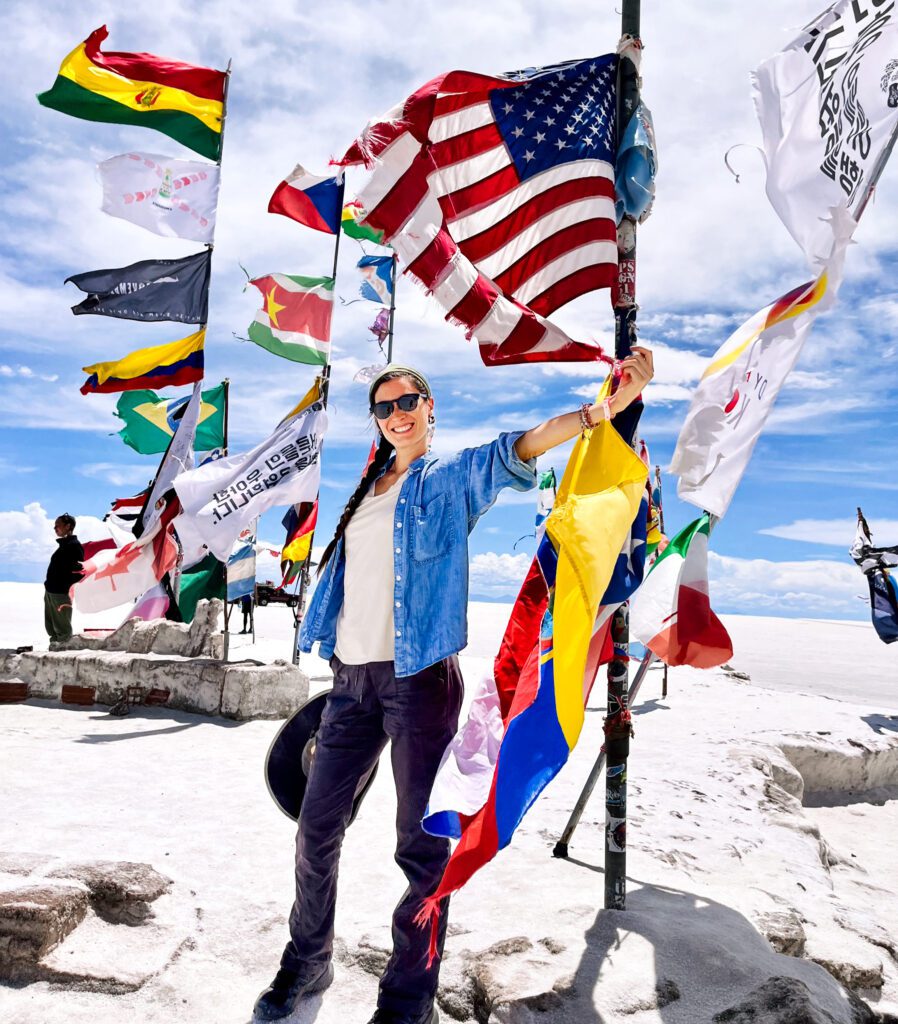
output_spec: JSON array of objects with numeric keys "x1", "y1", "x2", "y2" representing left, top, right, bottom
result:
[{"x1": 66, "y1": 250, "x2": 211, "y2": 324}]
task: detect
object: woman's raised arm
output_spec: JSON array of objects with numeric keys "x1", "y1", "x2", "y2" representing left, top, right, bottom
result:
[{"x1": 514, "y1": 347, "x2": 654, "y2": 462}]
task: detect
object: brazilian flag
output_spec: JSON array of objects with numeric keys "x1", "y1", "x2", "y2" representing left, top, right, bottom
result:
[{"x1": 115, "y1": 382, "x2": 226, "y2": 455}]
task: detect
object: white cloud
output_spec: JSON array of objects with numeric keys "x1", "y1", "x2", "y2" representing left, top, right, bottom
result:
[
  {"x1": 0, "y1": 503, "x2": 112, "y2": 565},
  {"x1": 758, "y1": 517, "x2": 898, "y2": 547},
  {"x1": 78, "y1": 463, "x2": 156, "y2": 488},
  {"x1": 708, "y1": 551, "x2": 862, "y2": 616},
  {"x1": 469, "y1": 551, "x2": 532, "y2": 599}
]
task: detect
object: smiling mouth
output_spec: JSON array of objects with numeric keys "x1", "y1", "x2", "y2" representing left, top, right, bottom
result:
[{"x1": 392, "y1": 423, "x2": 414, "y2": 434}]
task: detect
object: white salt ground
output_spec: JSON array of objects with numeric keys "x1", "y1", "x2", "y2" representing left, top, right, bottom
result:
[{"x1": 1, "y1": 582, "x2": 897, "y2": 1023}]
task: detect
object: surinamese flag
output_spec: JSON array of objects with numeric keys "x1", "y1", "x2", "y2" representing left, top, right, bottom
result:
[
  {"x1": 37, "y1": 26, "x2": 225, "y2": 161},
  {"x1": 629, "y1": 513, "x2": 732, "y2": 669},
  {"x1": 753, "y1": 1, "x2": 898, "y2": 267},
  {"x1": 66, "y1": 250, "x2": 211, "y2": 324},
  {"x1": 81, "y1": 328, "x2": 205, "y2": 394},
  {"x1": 115, "y1": 382, "x2": 225, "y2": 455},
  {"x1": 670, "y1": 224, "x2": 851, "y2": 519},
  {"x1": 174, "y1": 398, "x2": 325, "y2": 561},
  {"x1": 99, "y1": 152, "x2": 220, "y2": 243},
  {"x1": 248, "y1": 274, "x2": 333, "y2": 366}
]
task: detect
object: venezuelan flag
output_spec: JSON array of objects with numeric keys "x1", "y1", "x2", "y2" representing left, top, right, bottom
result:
[
  {"x1": 417, "y1": 399, "x2": 648, "y2": 961},
  {"x1": 81, "y1": 329, "x2": 205, "y2": 395},
  {"x1": 37, "y1": 26, "x2": 225, "y2": 161}
]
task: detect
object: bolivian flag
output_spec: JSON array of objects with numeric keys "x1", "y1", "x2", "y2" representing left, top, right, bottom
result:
[
  {"x1": 81, "y1": 329, "x2": 205, "y2": 395},
  {"x1": 37, "y1": 26, "x2": 226, "y2": 162}
]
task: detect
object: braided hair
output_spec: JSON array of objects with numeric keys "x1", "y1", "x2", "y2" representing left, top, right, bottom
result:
[{"x1": 317, "y1": 370, "x2": 430, "y2": 574}]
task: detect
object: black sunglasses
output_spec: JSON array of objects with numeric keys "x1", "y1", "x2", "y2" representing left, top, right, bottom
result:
[{"x1": 371, "y1": 392, "x2": 427, "y2": 420}]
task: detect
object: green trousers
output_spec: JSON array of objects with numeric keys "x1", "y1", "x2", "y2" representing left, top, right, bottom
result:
[{"x1": 44, "y1": 591, "x2": 73, "y2": 643}]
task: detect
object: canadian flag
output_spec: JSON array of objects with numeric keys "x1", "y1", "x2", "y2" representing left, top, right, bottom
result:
[{"x1": 72, "y1": 499, "x2": 180, "y2": 614}]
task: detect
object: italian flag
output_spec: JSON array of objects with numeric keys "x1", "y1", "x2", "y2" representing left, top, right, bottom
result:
[
  {"x1": 629, "y1": 512, "x2": 733, "y2": 669},
  {"x1": 247, "y1": 274, "x2": 333, "y2": 367}
]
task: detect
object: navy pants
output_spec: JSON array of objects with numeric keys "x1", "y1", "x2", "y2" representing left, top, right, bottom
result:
[{"x1": 280, "y1": 655, "x2": 463, "y2": 1017}]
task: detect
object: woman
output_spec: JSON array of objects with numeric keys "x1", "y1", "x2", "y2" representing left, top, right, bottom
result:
[{"x1": 255, "y1": 350, "x2": 654, "y2": 1024}]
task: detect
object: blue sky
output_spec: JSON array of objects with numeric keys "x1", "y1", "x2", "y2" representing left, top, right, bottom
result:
[{"x1": 2, "y1": 0, "x2": 897, "y2": 618}]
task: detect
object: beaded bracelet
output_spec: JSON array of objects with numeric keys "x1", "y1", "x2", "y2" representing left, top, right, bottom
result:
[{"x1": 578, "y1": 403, "x2": 595, "y2": 433}]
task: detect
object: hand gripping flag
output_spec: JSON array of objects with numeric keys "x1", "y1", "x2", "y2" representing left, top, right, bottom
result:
[
  {"x1": 268, "y1": 166, "x2": 345, "y2": 234},
  {"x1": 670, "y1": 220, "x2": 852, "y2": 519},
  {"x1": 247, "y1": 274, "x2": 333, "y2": 366},
  {"x1": 66, "y1": 250, "x2": 211, "y2": 323},
  {"x1": 81, "y1": 329, "x2": 205, "y2": 394},
  {"x1": 98, "y1": 152, "x2": 219, "y2": 243},
  {"x1": 37, "y1": 26, "x2": 226, "y2": 161},
  {"x1": 629, "y1": 512, "x2": 732, "y2": 668},
  {"x1": 115, "y1": 382, "x2": 226, "y2": 455},
  {"x1": 753, "y1": 1, "x2": 898, "y2": 267},
  {"x1": 173, "y1": 385, "x2": 325, "y2": 561},
  {"x1": 357, "y1": 255, "x2": 394, "y2": 305},
  {"x1": 417, "y1": 399, "x2": 647, "y2": 958},
  {"x1": 339, "y1": 56, "x2": 619, "y2": 366}
]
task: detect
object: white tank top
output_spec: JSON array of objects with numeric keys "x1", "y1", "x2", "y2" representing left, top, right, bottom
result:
[{"x1": 334, "y1": 473, "x2": 407, "y2": 664}]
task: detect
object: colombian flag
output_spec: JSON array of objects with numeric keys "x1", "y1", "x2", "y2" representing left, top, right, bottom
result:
[
  {"x1": 37, "y1": 26, "x2": 226, "y2": 161},
  {"x1": 417, "y1": 390, "x2": 648, "y2": 960},
  {"x1": 81, "y1": 329, "x2": 205, "y2": 394}
]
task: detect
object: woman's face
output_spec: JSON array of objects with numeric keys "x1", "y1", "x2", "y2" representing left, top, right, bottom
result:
[{"x1": 373, "y1": 376, "x2": 433, "y2": 455}]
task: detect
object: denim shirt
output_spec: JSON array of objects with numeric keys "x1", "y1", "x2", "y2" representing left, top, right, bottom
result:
[{"x1": 299, "y1": 431, "x2": 537, "y2": 677}]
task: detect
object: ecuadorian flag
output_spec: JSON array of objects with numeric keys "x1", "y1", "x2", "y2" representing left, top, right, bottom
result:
[
  {"x1": 81, "y1": 329, "x2": 205, "y2": 395},
  {"x1": 37, "y1": 26, "x2": 225, "y2": 161}
]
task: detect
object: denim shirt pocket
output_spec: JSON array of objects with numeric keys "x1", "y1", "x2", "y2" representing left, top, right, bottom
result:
[{"x1": 410, "y1": 492, "x2": 456, "y2": 563}]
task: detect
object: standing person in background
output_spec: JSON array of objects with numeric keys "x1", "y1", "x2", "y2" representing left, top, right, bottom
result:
[
  {"x1": 240, "y1": 592, "x2": 254, "y2": 634},
  {"x1": 254, "y1": 351, "x2": 654, "y2": 1024},
  {"x1": 44, "y1": 514, "x2": 83, "y2": 645}
]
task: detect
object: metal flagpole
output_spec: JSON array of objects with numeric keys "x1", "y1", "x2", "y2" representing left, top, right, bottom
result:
[
  {"x1": 221, "y1": 375, "x2": 232, "y2": 660},
  {"x1": 604, "y1": 0, "x2": 643, "y2": 912},
  {"x1": 216, "y1": 64, "x2": 233, "y2": 662},
  {"x1": 386, "y1": 253, "x2": 398, "y2": 363},
  {"x1": 290, "y1": 225, "x2": 340, "y2": 665}
]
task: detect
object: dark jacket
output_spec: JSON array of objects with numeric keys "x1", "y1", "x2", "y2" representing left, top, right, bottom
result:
[{"x1": 45, "y1": 535, "x2": 84, "y2": 594}]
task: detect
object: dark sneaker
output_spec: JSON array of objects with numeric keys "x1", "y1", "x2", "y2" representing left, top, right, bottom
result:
[
  {"x1": 365, "y1": 1005, "x2": 439, "y2": 1024},
  {"x1": 253, "y1": 962, "x2": 334, "y2": 1020}
]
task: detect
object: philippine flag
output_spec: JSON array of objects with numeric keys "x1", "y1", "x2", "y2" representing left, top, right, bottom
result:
[{"x1": 268, "y1": 165, "x2": 345, "y2": 234}]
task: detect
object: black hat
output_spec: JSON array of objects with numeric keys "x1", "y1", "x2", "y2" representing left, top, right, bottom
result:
[{"x1": 264, "y1": 689, "x2": 378, "y2": 823}]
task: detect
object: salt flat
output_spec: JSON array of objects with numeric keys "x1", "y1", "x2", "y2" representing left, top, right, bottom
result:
[{"x1": 1, "y1": 583, "x2": 897, "y2": 1023}]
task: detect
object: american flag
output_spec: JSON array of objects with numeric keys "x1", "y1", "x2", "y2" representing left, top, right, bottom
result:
[{"x1": 341, "y1": 56, "x2": 619, "y2": 366}]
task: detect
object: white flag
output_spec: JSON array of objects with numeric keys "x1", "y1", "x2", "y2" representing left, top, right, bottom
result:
[
  {"x1": 140, "y1": 382, "x2": 203, "y2": 537},
  {"x1": 753, "y1": 1, "x2": 898, "y2": 267},
  {"x1": 98, "y1": 152, "x2": 220, "y2": 244},
  {"x1": 174, "y1": 404, "x2": 326, "y2": 561},
  {"x1": 670, "y1": 231, "x2": 850, "y2": 519}
]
